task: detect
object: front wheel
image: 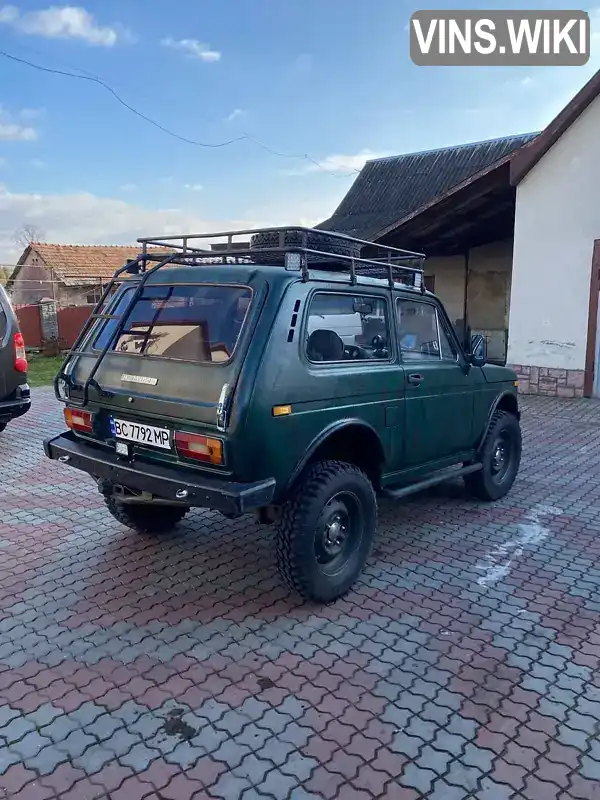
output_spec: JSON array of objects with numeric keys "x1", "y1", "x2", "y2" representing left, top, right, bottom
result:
[
  {"x1": 464, "y1": 411, "x2": 522, "y2": 501},
  {"x1": 276, "y1": 460, "x2": 377, "y2": 603},
  {"x1": 104, "y1": 496, "x2": 189, "y2": 533}
]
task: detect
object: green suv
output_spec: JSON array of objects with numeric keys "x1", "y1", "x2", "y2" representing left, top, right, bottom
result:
[{"x1": 44, "y1": 227, "x2": 521, "y2": 603}]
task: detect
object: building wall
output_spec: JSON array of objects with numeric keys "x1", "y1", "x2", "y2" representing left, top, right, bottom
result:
[
  {"x1": 10, "y1": 250, "x2": 102, "y2": 306},
  {"x1": 425, "y1": 240, "x2": 512, "y2": 361},
  {"x1": 508, "y1": 94, "x2": 600, "y2": 396},
  {"x1": 9, "y1": 250, "x2": 54, "y2": 305}
]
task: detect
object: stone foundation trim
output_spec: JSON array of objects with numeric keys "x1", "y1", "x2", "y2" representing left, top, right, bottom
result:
[{"x1": 508, "y1": 365, "x2": 585, "y2": 397}]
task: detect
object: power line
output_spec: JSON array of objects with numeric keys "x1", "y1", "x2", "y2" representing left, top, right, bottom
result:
[{"x1": 0, "y1": 49, "x2": 361, "y2": 179}]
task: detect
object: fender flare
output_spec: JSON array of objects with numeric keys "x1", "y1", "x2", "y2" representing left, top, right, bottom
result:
[
  {"x1": 477, "y1": 391, "x2": 520, "y2": 454},
  {"x1": 284, "y1": 418, "x2": 385, "y2": 494}
]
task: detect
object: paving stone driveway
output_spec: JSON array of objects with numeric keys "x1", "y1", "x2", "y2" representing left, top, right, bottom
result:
[{"x1": 1, "y1": 388, "x2": 600, "y2": 799}]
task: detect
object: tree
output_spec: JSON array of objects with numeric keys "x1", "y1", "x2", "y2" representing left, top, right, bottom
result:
[{"x1": 14, "y1": 224, "x2": 45, "y2": 249}]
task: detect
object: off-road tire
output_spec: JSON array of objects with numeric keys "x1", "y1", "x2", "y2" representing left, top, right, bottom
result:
[
  {"x1": 276, "y1": 460, "x2": 377, "y2": 603},
  {"x1": 250, "y1": 229, "x2": 361, "y2": 264},
  {"x1": 104, "y1": 497, "x2": 189, "y2": 534},
  {"x1": 464, "y1": 411, "x2": 521, "y2": 501}
]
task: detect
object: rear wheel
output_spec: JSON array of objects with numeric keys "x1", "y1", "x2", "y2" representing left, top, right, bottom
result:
[
  {"x1": 104, "y1": 496, "x2": 189, "y2": 533},
  {"x1": 464, "y1": 411, "x2": 521, "y2": 501},
  {"x1": 276, "y1": 460, "x2": 377, "y2": 603}
]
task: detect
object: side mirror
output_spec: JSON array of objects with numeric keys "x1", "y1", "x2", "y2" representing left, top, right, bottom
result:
[{"x1": 469, "y1": 334, "x2": 486, "y2": 367}]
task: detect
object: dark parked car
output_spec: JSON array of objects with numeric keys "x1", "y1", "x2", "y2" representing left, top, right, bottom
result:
[
  {"x1": 44, "y1": 227, "x2": 521, "y2": 603},
  {"x1": 0, "y1": 285, "x2": 30, "y2": 432}
]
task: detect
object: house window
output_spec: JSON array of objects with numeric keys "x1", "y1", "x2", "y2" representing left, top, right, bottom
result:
[
  {"x1": 86, "y1": 288, "x2": 103, "y2": 304},
  {"x1": 306, "y1": 292, "x2": 390, "y2": 362},
  {"x1": 396, "y1": 298, "x2": 457, "y2": 362}
]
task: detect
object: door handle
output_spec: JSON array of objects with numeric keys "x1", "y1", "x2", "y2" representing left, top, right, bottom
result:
[{"x1": 407, "y1": 373, "x2": 423, "y2": 386}]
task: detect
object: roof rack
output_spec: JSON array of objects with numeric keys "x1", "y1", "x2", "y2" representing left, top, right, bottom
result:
[
  {"x1": 54, "y1": 227, "x2": 427, "y2": 408},
  {"x1": 135, "y1": 226, "x2": 427, "y2": 292}
]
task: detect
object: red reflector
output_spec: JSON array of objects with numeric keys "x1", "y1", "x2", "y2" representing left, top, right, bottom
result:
[
  {"x1": 64, "y1": 408, "x2": 93, "y2": 433},
  {"x1": 14, "y1": 332, "x2": 27, "y2": 373},
  {"x1": 174, "y1": 431, "x2": 223, "y2": 464}
]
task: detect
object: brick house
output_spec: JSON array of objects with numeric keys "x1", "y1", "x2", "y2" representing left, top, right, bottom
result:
[{"x1": 7, "y1": 243, "x2": 167, "y2": 307}]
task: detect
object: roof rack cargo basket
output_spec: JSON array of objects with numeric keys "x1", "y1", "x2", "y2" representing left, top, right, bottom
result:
[{"x1": 135, "y1": 226, "x2": 426, "y2": 291}]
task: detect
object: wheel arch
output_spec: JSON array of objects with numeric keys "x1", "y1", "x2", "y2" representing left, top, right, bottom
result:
[
  {"x1": 478, "y1": 391, "x2": 520, "y2": 453},
  {"x1": 284, "y1": 419, "x2": 386, "y2": 494}
]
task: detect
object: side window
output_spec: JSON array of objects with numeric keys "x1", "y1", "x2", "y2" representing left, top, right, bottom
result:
[
  {"x1": 0, "y1": 306, "x2": 7, "y2": 341},
  {"x1": 396, "y1": 298, "x2": 457, "y2": 362},
  {"x1": 439, "y1": 319, "x2": 458, "y2": 361},
  {"x1": 306, "y1": 292, "x2": 390, "y2": 362}
]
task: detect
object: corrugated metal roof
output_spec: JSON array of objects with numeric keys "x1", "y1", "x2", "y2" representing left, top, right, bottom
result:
[{"x1": 318, "y1": 133, "x2": 539, "y2": 241}]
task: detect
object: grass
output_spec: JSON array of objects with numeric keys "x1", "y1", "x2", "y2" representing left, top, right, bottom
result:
[{"x1": 26, "y1": 354, "x2": 64, "y2": 388}]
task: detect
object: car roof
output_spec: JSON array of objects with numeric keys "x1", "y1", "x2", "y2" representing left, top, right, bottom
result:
[{"x1": 137, "y1": 262, "x2": 433, "y2": 298}]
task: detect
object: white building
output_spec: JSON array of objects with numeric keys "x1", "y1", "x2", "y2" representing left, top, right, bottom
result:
[{"x1": 319, "y1": 69, "x2": 600, "y2": 398}]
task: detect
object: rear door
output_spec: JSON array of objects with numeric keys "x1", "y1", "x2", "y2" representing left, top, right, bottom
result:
[
  {"x1": 396, "y1": 295, "x2": 479, "y2": 466},
  {"x1": 68, "y1": 280, "x2": 267, "y2": 432}
]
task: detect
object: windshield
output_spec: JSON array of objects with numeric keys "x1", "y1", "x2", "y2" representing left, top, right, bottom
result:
[{"x1": 94, "y1": 283, "x2": 252, "y2": 364}]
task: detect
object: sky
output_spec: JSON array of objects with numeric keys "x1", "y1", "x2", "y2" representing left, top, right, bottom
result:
[{"x1": 0, "y1": 0, "x2": 599, "y2": 262}]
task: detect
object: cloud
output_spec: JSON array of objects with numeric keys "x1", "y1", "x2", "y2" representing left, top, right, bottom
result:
[
  {"x1": 0, "y1": 123, "x2": 37, "y2": 141},
  {"x1": 0, "y1": 184, "x2": 255, "y2": 262},
  {"x1": 0, "y1": 5, "x2": 127, "y2": 46},
  {"x1": 161, "y1": 36, "x2": 221, "y2": 62},
  {"x1": 284, "y1": 149, "x2": 393, "y2": 176},
  {"x1": 0, "y1": 106, "x2": 38, "y2": 141},
  {"x1": 31, "y1": 159, "x2": 45, "y2": 168},
  {"x1": 0, "y1": 184, "x2": 342, "y2": 263},
  {"x1": 184, "y1": 183, "x2": 203, "y2": 192},
  {"x1": 18, "y1": 108, "x2": 44, "y2": 121},
  {"x1": 226, "y1": 108, "x2": 246, "y2": 122}
]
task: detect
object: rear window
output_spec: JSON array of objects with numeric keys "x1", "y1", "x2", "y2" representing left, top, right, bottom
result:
[{"x1": 94, "y1": 284, "x2": 252, "y2": 363}]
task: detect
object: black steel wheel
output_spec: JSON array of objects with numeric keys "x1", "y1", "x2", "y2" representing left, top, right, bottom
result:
[
  {"x1": 104, "y1": 496, "x2": 189, "y2": 534},
  {"x1": 276, "y1": 460, "x2": 377, "y2": 603},
  {"x1": 464, "y1": 411, "x2": 522, "y2": 501}
]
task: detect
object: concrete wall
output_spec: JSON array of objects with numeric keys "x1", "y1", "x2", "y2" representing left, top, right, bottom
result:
[
  {"x1": 508, "y1": 93, "x2": 600, "y2": 391},
  {"x1": 425, "y1": 240, "x2": 512, "y2": 361}
]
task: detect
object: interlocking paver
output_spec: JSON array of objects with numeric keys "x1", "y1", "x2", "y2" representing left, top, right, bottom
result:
[{"x1": 2, "y1": 390, "x2": 600, "y2": 798}]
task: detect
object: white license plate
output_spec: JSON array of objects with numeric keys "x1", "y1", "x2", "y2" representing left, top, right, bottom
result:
[{"x1": 110, "y1": 417, "x2": 171, "y2": 450}]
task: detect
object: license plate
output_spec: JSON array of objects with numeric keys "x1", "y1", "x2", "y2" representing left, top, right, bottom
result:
[{"x1": 110, "y1": 417, "x2": 171, "y2": 450}]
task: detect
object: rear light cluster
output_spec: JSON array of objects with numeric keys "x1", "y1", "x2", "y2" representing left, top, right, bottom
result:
[
  {"x1": 64, "y1": 408, "x2": 94, "y2": 433},
  {"x1": 14, "y1": 333, "x2": 27, "y2": 373},
  {"x1": 62, "y1": 409, "x2": 223, "y2": 464},
  {"x1": 175, "y1": 431, "x2": 223, "y2": 465}
]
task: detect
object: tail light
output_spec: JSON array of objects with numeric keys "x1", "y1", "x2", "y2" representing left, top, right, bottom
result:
[
  {"x1": 13, "y1": 333, "x2": 27, "y2": 373},
  {"x1": 175, "y1": 431, "x2": 223, "y2": 465},
  {"x1": 64, "y1": 408, "x2": 94, "y2": 433}
]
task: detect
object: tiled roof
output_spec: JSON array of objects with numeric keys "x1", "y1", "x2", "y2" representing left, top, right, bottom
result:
[
  {"x1": 28, "y1": 243, "x2": 171, "y2": 286},
  {"x1": 318, "y1": 133, "x2": 539, "y2": 241}
]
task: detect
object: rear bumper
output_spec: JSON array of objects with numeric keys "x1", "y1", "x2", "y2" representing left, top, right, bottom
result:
[
  {"x1": 0, "y1": 389, "x2": 31, "y2": 423},
  {"x1": 43, "y1": 431, "x2": 276, "y2": 516}
]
